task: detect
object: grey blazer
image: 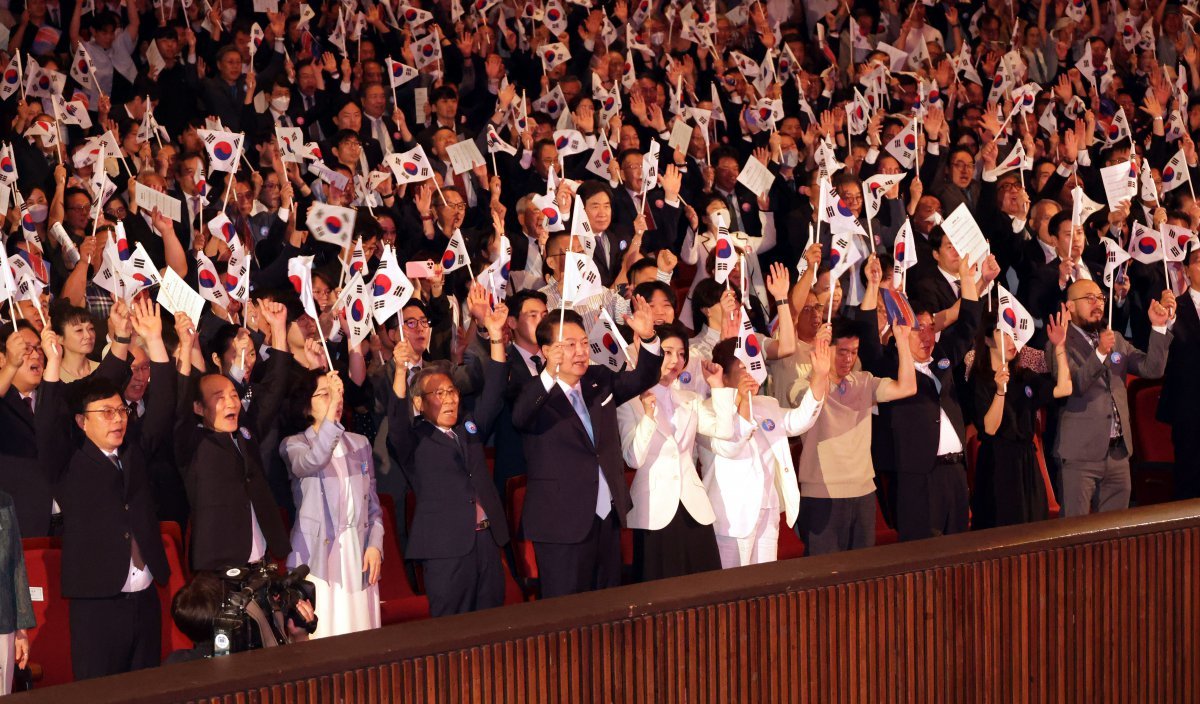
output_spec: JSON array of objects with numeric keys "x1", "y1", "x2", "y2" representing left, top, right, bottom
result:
[
  {"x1": 0, "y1": 491, "x2": 35, "y2": 634},
  {"x1": 282, "y1": 424, "x2": 385, "y2": 587},
  {"x1": 1048, "y1": 325, "x2": 1170, "y2": 462}
]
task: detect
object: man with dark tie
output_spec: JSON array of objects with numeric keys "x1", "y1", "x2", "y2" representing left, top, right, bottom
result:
[
  {"x1": 175, "y1": 301, "x2": 293, "y2": 572},
  {"x1": 388, "y1": 303, "x2": 510, "y2": 616},
  {"x1": 512, "y1": 303, "x2": 662, "y2": 598},
  {"x1": 0, "y1": 324, "x2": 54, "y2": 538},
  {"x1": 1052, "y1": 280, "x2": 1173, "y2": 516},
  {"x1": 36, "y1": 299, "x2": 175, "y2": 680},
  {"x1": 856, "y1": 255, "x2": 982, "y2": 541}
]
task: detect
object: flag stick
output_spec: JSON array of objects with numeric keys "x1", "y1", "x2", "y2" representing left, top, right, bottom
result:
[
  {"x1": 1108, "y1": 276, "x2": 1115, "y2": 329},
  {"x1": 557, "y1": 231, "x2": 575, "y2": 342},
  {"x1": 994, "y1": 328, "x2": 1008, "y2": 394},
  {"x1": 432, "y1": 176, "x2": 448, "y2": 206},
  {"x1": 16, "y1": 52, "x2": 25, "y2": 102},
  {"x1": 7, "y1": 299, "x2": 17, "y2": 332}
]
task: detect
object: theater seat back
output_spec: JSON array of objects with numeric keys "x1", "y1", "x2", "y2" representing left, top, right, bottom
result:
[
  {"x1": 375, "y1": 493, "x2": 430, "y2": 625},
  {"x1": 1130, "y1": 381, "x2": 1174, "y2": 464},
  {"x1": 21, "y1": 546, "x2": 73, "y2": 686}
]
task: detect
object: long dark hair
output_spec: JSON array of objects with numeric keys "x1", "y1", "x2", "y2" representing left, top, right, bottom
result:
[
  {"x1": 280, "y1": 368, "x2": 326, "y2": 437},
  {"x1": 968, "y1": 311, "x2": 1015, "y2": 391}
]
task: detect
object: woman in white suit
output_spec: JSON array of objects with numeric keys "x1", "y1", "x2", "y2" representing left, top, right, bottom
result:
[
  {"x1": 700, "y1": 328, "x2": 832, "y2": 568},
  {"x1": 617, "y1": 324, "x2": 738, "y2": 581},
  {"x1": 281, "y1": 370, "x2": 385, "y2": 638}
]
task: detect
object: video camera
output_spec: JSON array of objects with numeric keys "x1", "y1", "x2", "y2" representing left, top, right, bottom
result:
[{"x1": 211, "y1": 563, "x2": 318, "y2": 656}]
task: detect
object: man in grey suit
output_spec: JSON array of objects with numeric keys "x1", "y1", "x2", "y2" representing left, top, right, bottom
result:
[{"x1": 1048, "y1": 280, "x2": 1174, "y2": 517}]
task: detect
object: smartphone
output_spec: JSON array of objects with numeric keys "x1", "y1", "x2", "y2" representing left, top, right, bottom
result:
[{"x1": 405, "y1": 260, "x2": 436, "y2": 278}]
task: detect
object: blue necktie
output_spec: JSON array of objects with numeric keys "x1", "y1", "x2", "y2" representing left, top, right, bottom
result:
[
  {"x1": 568, "y1": 387, "x2": 611, "y2": 518},
  {"x1": 568, "y1": 388, "x2": 594, "y2": 444}
]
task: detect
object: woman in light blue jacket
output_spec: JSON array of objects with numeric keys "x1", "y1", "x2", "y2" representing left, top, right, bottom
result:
[{"x1": 281, "y1": 370, "x2": 384, "y2": 638}]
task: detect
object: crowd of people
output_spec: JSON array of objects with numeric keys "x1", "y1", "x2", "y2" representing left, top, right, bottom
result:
[{"x1": 0, "y1": 0, "x2": 1198, "y2": 690}]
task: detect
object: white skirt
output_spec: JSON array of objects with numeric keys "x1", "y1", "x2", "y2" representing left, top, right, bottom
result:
[{"x1": 308, "y1": 528, "x2": 381, "y2": 639}]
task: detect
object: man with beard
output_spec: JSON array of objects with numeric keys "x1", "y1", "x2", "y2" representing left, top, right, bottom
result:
[{"x1": 1048, "y1": 280, "x2": 1174, "y2": 517}]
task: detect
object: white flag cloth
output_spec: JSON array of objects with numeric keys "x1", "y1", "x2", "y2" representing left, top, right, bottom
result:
[
  {"x1": 0, "y1": 143, "x2": 19, "y2": 188},
  {"x1": 984, "y1": 140, "x2": 1029, "y2": 180},
  {"x1": 385, "y1": 58, "x2": 419, "y2": 88},
  {"x1": 1162, "y1": 149, "x2": 1192, "y2": 193},
  {"x1": 884, "y1": 119, "x2": 919, "y2": 170},
  {"x1": 370, "y1": 245, "x2": 414, "y2": 324},
  {"x1": 561, "y1": 251, "x2": 604, "y2": 304},
  {"x1": 531, "y1": 85, "x2": 568, "y2": 119},
  {"x1": 892, "y1": 218, "x2": 917, "y2": 289},
  {"x1": 539, "y1": 41, "x2": 571, "y2": 72},
  {"x1": 863, "y1": 172, "x2": 904, "y2": 221},
  {"x1": 306, "y1": 203, "x2": 356, "y2": 248},
  {"x1": 223, "y1": 238, "x2": 251, "y2": 303},
  {"x1": 411, "y1": 32, "x2": 442, "y2": 70},
  {"x1": 553, "y1": 129, "x2": 587, "y2": 157},
  {"x1": 569, "y1": 194, "x2": 593, "y2": 239},
  {"x1": 1104, "y1": 107, "x2": 1132, "y2": 146},
  {"x1": 734, "y1": 307, "x2": 767, "y2": 384},
  {"x1": 532, "y1": 191, "x2": 564, "y2": 232},
  {"x1": 829, "y1": 231, "x2": 865, "y2": 281},
  {"x1": 1102, "y1": 236, "x2": 1132, "y2": 286},
  {"x1": 197, "y1": 129, "x2": 243, "y2": 173},
  {"x1": 288, "y1": 255, "x2": 321, "y2": 320},
  {"x1": 195, "y1": 250, "x2": 231, "y2": 310},
  {"x1": 1162, "y1": 223, "x2": 1193, "y2": 262},
  {"x1": 0, "y1": 53, "x2": 21, "y2": 101},
  {"x1": 1128, "y1": 222, "x2": 1166, "y2": 264},
  {"x1": 70, "y1": 44, "x2": 97, "y2": 91},
  {"x1": 387, "y1": 144, "x2": 433, "y2": 184},
  {"x1": 440, "y1": 229, "x2": 472, "y2": 273},
  {"x1": 476, "y1": 235, "x2": 512, "y2": 302},
  {"x1": 996, "y1": 283, "x2": 1035, "y2": 351},
  {"x1": 276, "y1": 126, "x2": 303, "y2": 163},
  {"x1": 846, "y1": 89, "x2": 872, "y2": 135},
  {"x1": 485, "y1": 124, "x2": 518, "y2": 156},
  {"x1": 712, "y1": 212, "x2": 735, "y2": 285},
  {"x1": 334, "y1": 271, "x2": 373, "y2": 348},
  {"x1": 585, "y1": 132, "x2": 615, "y2": 180},
  {"x1": 206, "y1": 212, "x2": 237, "y2": 243},
  {"x1": 587, "y1": 308, "x2": 629, "y2": 371}
]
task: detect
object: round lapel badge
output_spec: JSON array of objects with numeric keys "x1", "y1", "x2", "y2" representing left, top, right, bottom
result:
[
  {"x1": 1110, "y1": 352, "x2": 1122, "y2": 364},
  {"x1": 240, "y1": 427, "x2": 252, "y2": 440},
  {"x1": 761, "y1": 419, "x2": 775, "y2": 432},
  {"x1": 464, "y1": 420, "x2": 478, "y2": 435},
  {"x1": 678, "y1": 371, "x2": 692, "y2": 384},
  {"x1": 937, "y1": 358, "x2": 951, "y2": 371},
  {"x1": 1025, "y1": 385, "x2": 1033, "y2": 398}
]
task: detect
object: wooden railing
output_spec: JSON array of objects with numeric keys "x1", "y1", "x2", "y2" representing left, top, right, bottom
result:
[{"x1": 13, "y1": 499, "x2": 1200, "y2": 704}]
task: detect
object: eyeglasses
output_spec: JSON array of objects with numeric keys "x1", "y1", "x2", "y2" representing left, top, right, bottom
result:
[
  {"x1": 403, "y1": 317, "x2": 431, "y2": 330},
  {"x1": 422, "y1": 386, "x2": 460, "y2": 401},
  {"x1": 951, "y1": 160, "x2": 974, "y2": 169},
  {"x1": 67, "y1": 204, "x2": 90, "y2": 211},
  {"x1": 105, "y1": 207, "x2": 127, "y2": 218},
  {"x1": 1070, "y1": 294, "x2": 1106, "y2": 306},
  {"x1": 442, "y1": 202, "x2": 467, "y2": 211},
  {"x1": 83, "y1": 406, "x2": 129, "y2": 421}
]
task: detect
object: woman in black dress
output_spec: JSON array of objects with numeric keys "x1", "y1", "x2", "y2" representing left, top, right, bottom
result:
[{"x1": 969, "y1": 306, "x2": 1072, "y2": 529}]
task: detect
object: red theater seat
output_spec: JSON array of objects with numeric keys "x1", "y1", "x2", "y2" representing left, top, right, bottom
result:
[
  {"x1": 22, "y1": 547, "x2": 73, "y2": 686},
  {"x1": 777, "y1": 513, "x2": 806, "y2": 560},
  {"x1": 376, "y1": 494, "x2": 430, "y2": 625},
  {"x1": 157, "y1": 532, "x2": 191, "y2": 656},
  {"x1": 1128, "y1": 379, "x2": 1175, "y2": 505}
]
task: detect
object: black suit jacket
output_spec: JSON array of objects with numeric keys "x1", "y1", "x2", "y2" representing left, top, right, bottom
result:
[
  {"x1": 612, "y1": 186, "x2": 682, "y2": 254},
  {"x1": 511, "y1": 344, "x2": 663, "y2": 543},
  {"x1": 1158, "y1": 292, "x2": 1200, "y2": 427},
  {"x1": 908, "y1": 269, "x2": 960, "y2": 313},
  {"x1": 36, "y1": 362, "x2": 175, "y2": 598},
  {"x1": 856, "y1": 300, "x2": 981, "y2": 475},
  {"x1": 0, "y1": 388, "x2": 51, "y2": 537},
  {"x1": 388, "y1": 358, "x2": 510, "y2": 560},
  {"x1": 174, "y1": 354, "x2": 293, "y2": 571},
  {"x1": 591, "y1": 227, "x2": 636, "y2": 288}
]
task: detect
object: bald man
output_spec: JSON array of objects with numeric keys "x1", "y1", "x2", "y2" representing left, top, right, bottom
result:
[{"x1": 1047, "y1": 280, "x2": 1174, "y2": 517}]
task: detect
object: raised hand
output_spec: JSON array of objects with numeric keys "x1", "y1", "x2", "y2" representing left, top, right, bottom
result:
[
  {"x1": 702, "y1": 359, "x2": 724, "y2": 389},
  {"x1": 624, "y1": 295, "x2": 656, "y2": 340},
  {"x1": 129, "y1": 299, "x2": 164, "y2": 340},
  {"x1": 765, "y1": 262, "x2": 790, "y2": 301},
  {"x1": 483, "y1": 301, "x2": 509, "y2": 338},
  {"x1": 1046, "y1": 304, "x2": 1068, "y2": 347}
]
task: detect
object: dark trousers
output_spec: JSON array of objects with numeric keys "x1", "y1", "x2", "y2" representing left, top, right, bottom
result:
[
  {"x1": 797, "y1": 493, "x2": 877, "y2": 556},
  {"x1": 534, "y1": 513, "x2": 621, "y2": 599},
  {"x1": 632, "y1": 505, "x2": 721, "y2": 582},
  {"x1": 421, "y1": 529, "x2": 505, "y2": 617},
  {"x1": 69, "y1": 587, "x2": 160, "y2": 681},
  {"x1": 1172, "y1": 426, "x2": 1200, "y2": 500},
  {"x1": 896, "y1": 459, "x2": 969, "y2": 542}
]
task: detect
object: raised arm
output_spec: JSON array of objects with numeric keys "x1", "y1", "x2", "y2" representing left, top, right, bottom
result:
[
  {"x1": 875, "y1": 323, "x2": 917, "y2": 402},
  {"x1": 129, "y1": 299, "x2": 176, "y2": 455},
  {"x1": 283, "y1": 372, "x2": 345, "y2": 479}
]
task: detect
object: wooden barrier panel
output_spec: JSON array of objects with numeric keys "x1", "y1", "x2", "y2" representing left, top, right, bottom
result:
[{"x1": 14, "y1": 499, "x2": 1200, "y2": 704}]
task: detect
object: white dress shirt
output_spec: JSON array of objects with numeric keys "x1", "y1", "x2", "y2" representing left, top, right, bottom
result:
[
  {"x1": 913, "y1": 361, "x2": 964, "y2": 455},
  {"x1": 107, "y1": 450, "x2": 154, "y2": 592}
]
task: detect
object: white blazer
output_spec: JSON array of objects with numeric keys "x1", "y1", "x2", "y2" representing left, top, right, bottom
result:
[
  {"x1": 617, "y1": 387, "x2": 737, "y2": 531},
  {"x1": 699, "y1": 391, "x2": 823, "y2": 539}
]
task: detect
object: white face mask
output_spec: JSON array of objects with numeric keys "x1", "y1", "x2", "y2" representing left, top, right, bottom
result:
[
  {"x1": 27, "y1": 204, "x2": 49, "y2": 223},
  {"x1": 710, "y1": 209, "x2": 731, "y2": 228},
  {"x1": 221, "y1": 7, "x2": 237, "y2": 24},
  {"x1": 781, "y1": 150, "x2": 800, "y2": 168},
  {"x1": 270, "y1": 96, "x2": 290, "y2": 113}
]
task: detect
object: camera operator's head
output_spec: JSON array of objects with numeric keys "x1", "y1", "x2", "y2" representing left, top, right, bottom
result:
[{"x1": 171, "y1": 571, "x2": 223, "y2": 645}]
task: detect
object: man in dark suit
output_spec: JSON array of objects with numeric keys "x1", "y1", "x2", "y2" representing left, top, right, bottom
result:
[
  {"x1": 175, "y1": 301, "x2": 292, "y2": 572},
  {"x1": 710, "y1": 148, "x2": 765, "y2": 238},
  {"x1": 908, "y1": 226, "x2": 1001, "y2": 329},
  {"x1": 36, "y1": 299, "x2": 175, "y2": 680},
  {"x1": 0, "y1": 325, "x2": 53, "y2": 537},
  {"x1": 856, "y1": 255, "x2": 981, "y2": 541},
  {"x1": 1052, "y1": 279, "x2": 1172, "y2": 516},
  {"x1": 1159, "y1": 241, "x2": 1200, "y2": 499},
  {"x1": 388, "y1": 303, "x2": 511, "y2": 616},
  {"x1": 512, "y1": 305, "x2": 662, "y2": 598},
  {"x1": 577, "y1": 180, "x2": 636, "y2": 287},
  {"x1": 612, "y1": 150, "x2": 683, "y2": 254},
  {"x1": 199, "y1": 46, "x2": 256, "y2": 133}
]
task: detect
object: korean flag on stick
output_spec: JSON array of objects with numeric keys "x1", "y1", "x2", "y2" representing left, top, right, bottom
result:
[
  {"x1": 195, "y1": 251, "x2": 231, "y2": 310},
  {"x1": 197, "y1": 129, "x2": 243, "y2": 173},
  {"x1": 1103, "y1": 236, "x2": 1132, "y2": 286},
  {"x1": 306, "y1": 203, "x2": 357, "y2": 248},
  {"x1": 892, "y1": 218, "x2": 917, "y2": 290},
  {"x1": 884, "y1": 118, "x2": 919, "y2": 170},
  {"x1": 70, "y1": 44, "x2": 97, "y2": 92},
  {"x1": 1161, "y1": 148, "x2": 1192, "y2": 194},
  {"x1": 712, "y1": 211, "x2": 735, "y2": 285},
  {"x1": 222, "y1": 239, "x2": 251, "y2": 303},
  {"x1": 385, "y1": 58, "x2": 419, "y2": 88},
  {"x1": 587, "y1": 308, "x2": 631, "y2": 371},
  {"x1": 288, "y1": 255, "x2": 320, "y2": 320},
  {"x1": 440, "y1": 229, "x2": 472, "y2": 274},
  {"x1": 995, "y1": 283, "x2": 1034, "y2": 351},
  {"x1": 334, "y1": 271, "x2": 373, "y2": 348},
  {"x1": 734, "y1": 307, "x2": 767, "y2": 385},
  {"x1": 864, "y1": 172, "x2": 904, "y2": 221},
  {"x1": 369, "y1": 245, "x2": 414, "y2": 324},
  {"x1": 387, "y1": 144, "x2": 432, "y2": 184}
]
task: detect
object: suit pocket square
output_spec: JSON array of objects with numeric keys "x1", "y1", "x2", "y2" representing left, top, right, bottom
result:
[{"x1": 601, "y1": 393, "x2": 614, "y2": 406}]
